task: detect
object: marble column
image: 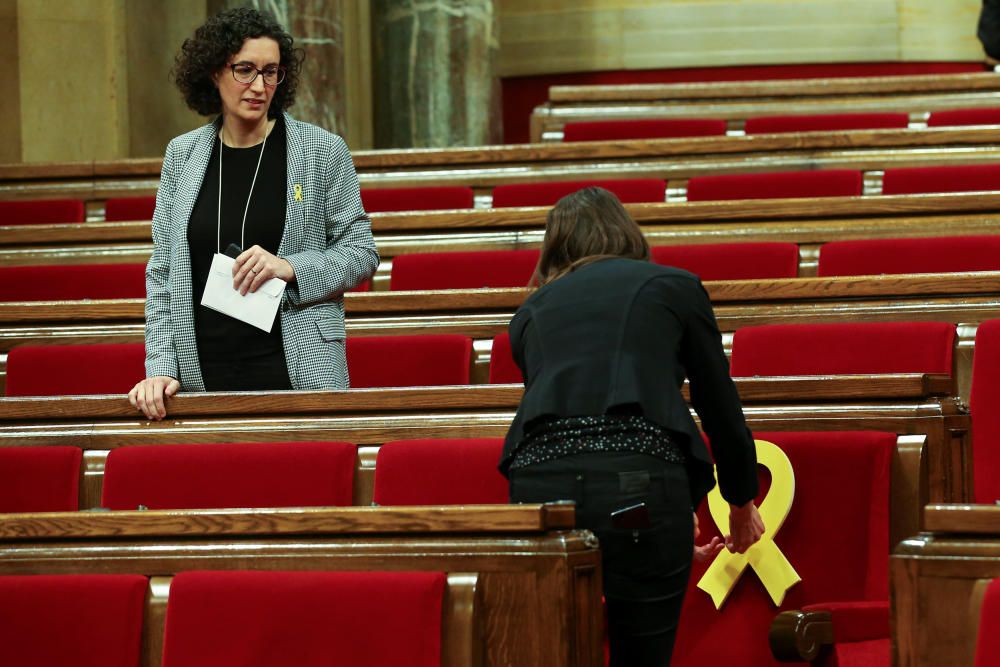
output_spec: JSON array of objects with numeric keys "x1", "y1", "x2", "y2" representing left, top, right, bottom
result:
[{"x1": 371, "y1": 0, "x2": 501, "y2": 148}]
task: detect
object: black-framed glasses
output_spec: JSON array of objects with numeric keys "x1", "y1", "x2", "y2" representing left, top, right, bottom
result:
[{"x1": 229, "y1": 63, "x2": 285, "y2": 86}]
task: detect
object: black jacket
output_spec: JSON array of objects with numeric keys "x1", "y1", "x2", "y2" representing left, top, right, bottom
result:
[{"x1": 500, "y1": 258, "x2": 758, "y2": 506}]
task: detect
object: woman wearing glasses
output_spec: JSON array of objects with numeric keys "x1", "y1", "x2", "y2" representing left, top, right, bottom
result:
[{"x1": 129, "y1": 7, "x2": 377, "y2": 419}]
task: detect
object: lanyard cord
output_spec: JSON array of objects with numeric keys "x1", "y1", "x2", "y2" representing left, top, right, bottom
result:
[{"x1": 217, "y1": 123, "x2": 270, "y2": 254}]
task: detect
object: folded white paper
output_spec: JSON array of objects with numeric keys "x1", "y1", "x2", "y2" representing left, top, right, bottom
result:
[{"x1": 200, "y1": 253, "x2": 286, "y2": 332}]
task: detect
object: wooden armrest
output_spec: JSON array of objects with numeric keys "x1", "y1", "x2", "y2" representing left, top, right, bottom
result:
[
  {"x1": 443, "y1": 573, "x2": 482, "y2": 667},
  {"x1": 769, "y1": 609, "x2": 834, "y2": 662}
]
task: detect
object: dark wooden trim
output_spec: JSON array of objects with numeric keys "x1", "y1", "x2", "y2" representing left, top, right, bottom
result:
[
  {"x1": 768, "y1": 609, "x2": 834, "y2": 662},
  {"x1": 922, "y1": 505, "x2": 1000, "y2": 533}
]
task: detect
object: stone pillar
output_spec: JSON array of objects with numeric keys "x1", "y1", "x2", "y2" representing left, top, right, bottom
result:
[{"x1": 371, "y1": 0, "x2": 501, "y2": 149}]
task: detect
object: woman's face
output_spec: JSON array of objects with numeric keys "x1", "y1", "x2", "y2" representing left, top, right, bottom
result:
[{"x1": 214, "y1": 37, "x2": 281, "y2": 127}]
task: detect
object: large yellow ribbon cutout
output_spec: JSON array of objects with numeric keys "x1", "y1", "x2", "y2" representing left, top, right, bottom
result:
[{"x1": 696, "y1": 439, "x2": 801, "y2": 609}]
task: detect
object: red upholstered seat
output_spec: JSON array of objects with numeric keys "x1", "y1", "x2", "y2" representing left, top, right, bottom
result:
[
  {"x1": 6, "y1": 343, "x2": 146, "y2": 397},
  {"x1": 972, "y1": 320, "x2": 1000, "y2": 503},
  {"x1": 673, "y1": 431, "x2": 895, "y2": 667},
  {"x1": 730, "y1": 321, "x2": 956, "y2": 377},
  {"x1": 562, "y1": 118, "x2": 728, "y2": 142},
  {"x1": 0, "y1": 198, "x2": 85, "y2": 225},
  {"x1": 102, "y1": 441, "x2": 357, "y2": 511},
  {"x1": 0, "y1": 574, "x2": 147, "y2": 667},
  {"x1": 346, "y1": 335, "x2": 473, "y2": 388},
  {"x1": 0, "y1": 446, "x2": 81, "y2": 512},
  {"x1": 928, "y1": 108, "x2": 1000, "y2": 127},
  {"x1": 492, "y1": 179, "x2": 666, "y2": 207},
  {"x1": 882, "y1": 164, "x2": 1000, "y2": 195},
  {"x1": 686, "y1": 170, "x2": 863, "y2": 201},
  {"x1": 361, "y1": 186, "x2": 475, "y2": 212},
  {"x1": 651, "y1": 243, "x2": 799, "y2": 280},
  {"x1": 976, "y1": 579, "x2": 1000, "y2": 667},
  {"x1": 373, "y1": 438, "x2": 508, "y2": 505},
  {"x1": 161, "y1": 570, "x2": 445, "y2": 667},
  {"x1": 489, "y1": 333, "x2": 520, "y2": 384},
  {"x1": 0, "y1": 263, "x2": 146, "y2": 301},
  {"x1": 818, "y1": 235, "x2": 1000, "y2": 276},
  {"x1": 104, "y1": 196, "x2": 156, "y2": 221},
  {"x1": 391, "y1": 249, "x2": 540, "y2": 290},
  {"x1": 744, "y1": 112, "x2": 909, "y2": 135}
]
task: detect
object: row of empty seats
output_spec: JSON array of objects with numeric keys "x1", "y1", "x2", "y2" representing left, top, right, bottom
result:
[{"x1": 6, "y1": 162, "x2": 1000, "y2": 224}]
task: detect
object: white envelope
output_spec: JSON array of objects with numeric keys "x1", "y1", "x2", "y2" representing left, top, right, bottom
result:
[{"x1": 200, "y1": 253, "x2": 286, "y2": 332}]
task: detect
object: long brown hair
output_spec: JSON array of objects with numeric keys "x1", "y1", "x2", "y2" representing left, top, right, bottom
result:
[{"x1": 532, "y1": 187, "x2": 650, "y2": 286}]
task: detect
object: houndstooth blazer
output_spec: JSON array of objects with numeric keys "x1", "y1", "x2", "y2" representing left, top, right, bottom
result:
[{"x1": 144, "y1": 112, "x2": 379, "y2": 391}]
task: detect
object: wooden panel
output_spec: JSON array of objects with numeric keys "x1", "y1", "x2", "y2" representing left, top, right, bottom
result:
[{"x1": 0, "y1": 0, "x2": 20, "y2": 164}]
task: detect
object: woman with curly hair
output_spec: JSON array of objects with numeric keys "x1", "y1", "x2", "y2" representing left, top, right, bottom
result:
[{"x1": 129, "y1": 7, "x2": 378, "y2": 419}]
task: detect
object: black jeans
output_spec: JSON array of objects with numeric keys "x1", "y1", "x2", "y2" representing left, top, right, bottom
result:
[{"x1": 509, "y1": 452, "x2": 693, "y2": 667}]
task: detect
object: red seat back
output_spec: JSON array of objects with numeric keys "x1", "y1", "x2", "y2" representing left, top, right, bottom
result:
[
  {"x1": 0, "y1": 574, "x2": 147, "y2": 667},
  {"x1": 346, "y1": 335, "x2": 472, "y2": 388},
  {"x1": 818, "y1": 235, "x2": 1000, "y2": 276},
  {"x1": 673, "y1": 431, "x2": 895, "y2": 667},
  {"x1": 882, "y1": 164, "x2": 1000, "y2": 195},
  {"x1": 563, "y1": 118, "x2": 727, "y2": 142},
  {"x1": 391, "y1": 249, "x2": 540, "y2": 290},
  {"x1": 0, "y1": 198, "x2": 85, "y2": 225},
  {"x1": 361, "y1": 186, "x2": 475, "y2": 213},
  {"x1": 976, "y1": 579, "x2": 1000, "y2": 667},
  {"x1": 730, "y1": 322, "x2": 956, "y2": 377},
  {"x1": 6, "y1": 343, "x2": 146, "y2": 397},
  {"x1": 373, "y1": 438, "x2": 508, "y2": 505},
  {"x1": 686, "y1": 170, "x2": 863, "y2": 201},
  {"x1": 488, "y1": 333, "x2": 521, "y2": 384},
  {"x1": 972, "y1": 320, "x2": 1000, "y2": 503},
  {"x1": 104, "y1": 196, "x2": 156, "y2": 222},
  {"x1": 651, "y1": 242, "x2": 799, "y2": 280},
  {"x1": 102, "y1": 441, "x2": 357, "y2": 510},
  {"x1": 492, "y1": 179, "x2": 665, "y2": 208},
  {"x1": 0, "y1": 446, "x2": 81, "y2": 512},
  {"x1": 928, "y1": 108, "x2": 1000, "y2": 127},
  {"x1": 744, "y1": 112, "x2": 908, "y2": 134},
  {"x1": 0, "y1": 263, "x2": 146, "y2": 301},
  {"x1": 162, "y1": 570, "x2": 445, "y2": 667}
]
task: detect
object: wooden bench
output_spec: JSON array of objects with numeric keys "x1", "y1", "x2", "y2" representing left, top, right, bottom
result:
[
  {"x1": 0, "y1": 503, "x2": 598, "y2": 667},
  {"x1": 530, "y1": 72, "x2": 1000, "y2": 141}
]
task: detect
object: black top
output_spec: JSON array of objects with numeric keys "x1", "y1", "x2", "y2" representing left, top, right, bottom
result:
[
  {"x1": 500, "y1": 257, "x2": 759, "y2": 506},
  {"x1": 188, "y1": 116, "x2": 290, "y2": 390}
]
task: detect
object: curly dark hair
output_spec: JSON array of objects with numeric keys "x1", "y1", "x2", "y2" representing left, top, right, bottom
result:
[{"x1": 173, "y1": 7, "x2": 304, "y2": 118}]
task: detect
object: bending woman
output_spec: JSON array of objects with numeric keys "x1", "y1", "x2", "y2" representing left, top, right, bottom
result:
[
  {"x1": 129, "y1": 8, "x2": 377, "y2": 419},
  {"x1": 501, "y1": 187, "x2": 764, "y2": 667}
]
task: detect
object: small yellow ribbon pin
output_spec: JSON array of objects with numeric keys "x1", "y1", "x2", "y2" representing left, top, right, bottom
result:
[
  {"x1": 294, "y1": 184, "x2": 303, "y2": 201},
  {"x1": 697, "y1": 439, "x2": 801, "y2": 609}
]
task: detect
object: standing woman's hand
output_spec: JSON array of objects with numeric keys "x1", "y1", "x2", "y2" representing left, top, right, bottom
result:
[
  {"x1": 726, "y1": 501, "x2": 765, "y2": 554},
  {"x1": 233, "y1": 244, "x2": 295, "y2": 295},
  {"x1": 128, "y1": 376, "x2": 180, "y2": 420}
]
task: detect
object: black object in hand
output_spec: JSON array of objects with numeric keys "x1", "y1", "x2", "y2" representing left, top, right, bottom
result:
[{"x1": 223, "y1": 243, "x2": 243, "y2": 259}]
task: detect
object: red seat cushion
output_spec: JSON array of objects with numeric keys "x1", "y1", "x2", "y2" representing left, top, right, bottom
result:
[
  {"x1": 373, "y1": 438, "x2": 508, "y2": 505},
  {"x1": 882, "y1": 164, "x2": 1000, "y2": 195},
  {"x1": 673, "y1": 431, "x2": 894, "y2": 667},
  {"x1": 0, "y1": 198, "x2": 86, "y2": 225},
  {"x1": 0, "y1": 574, "x2": 147, "y2": 667},
  {"x1": 492, "y1": 179, "x2": 665, "y2": 208},
  {"x1": 6, "y1": 343, "x2": 146, "y2": 397},
  {"x1": 744, "y1": 113, "x2": 909, "y2": 135},
  {"x1": 928, "y1": 108, "x2": 1000, "y2": 127},
  {"x1": 346, "y1": 335, "x2": 472, "y2": 388},
  {"x1": 361, "y1": 186, "x2": 475, "y2": 212},
  {"x1": 0, "y1": 446, "x2": 81, "y2": 512},
  {"x1": 0, "y1": 263, "x2": 146, "y2": 301},
  {"x1": 818, "y1": 236, "x2": 1000, "y2": 276},
  {"x1": 104, "y1": 196, "x2": 156, "y2": 222},
  {"x1": 101, "y1": 441, "x2": 357, "y2": 510},
  {"x1": 976, "y1": 579, "x2": 1000, "y2": 667},
  {"x1": 489, "y1": 333, "x2": 521, "y2": 384},
  {"x1": 162, "y1": 570, "x2": 445, "y2": 667},
  {"x1": 730, "y1": 322, "x2": 956, "y2": 377},
  {"x1": 562, "y1": 119, "x2": 728, "y2": 142},
  {"x1": 687, "y1": 170, "x2": 863, "y2": 201},
  {"x1": 972, "y1": 320, "x2": 1000, "y2": 503},
  {"x1": 651, "y1": 243, "x2": 799, "y2": 280},
  {"x1": 391, "y1": 249, "x2": 540, "y2": 290}
]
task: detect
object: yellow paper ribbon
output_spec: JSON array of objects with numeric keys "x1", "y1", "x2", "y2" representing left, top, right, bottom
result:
[
  {"x1": 294, "y1": 184, "x2": 303, "y2": 201},
  {"x1": 696, "y1": 439, "x2": 801, "y2": 609}
]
